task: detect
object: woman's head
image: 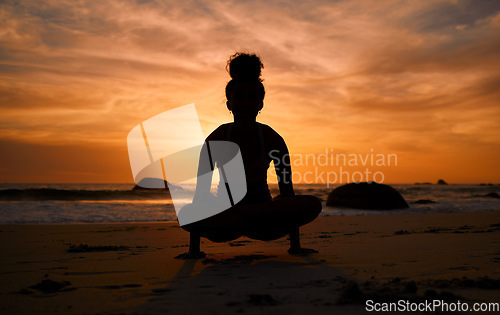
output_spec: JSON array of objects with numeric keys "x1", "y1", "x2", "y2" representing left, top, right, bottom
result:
[
  {"x1": 225, "y1": 52, "x2": 265, "y2": 119},
  {"x1": 226, "y1": 52, "x2": 263, "y2": 81}
]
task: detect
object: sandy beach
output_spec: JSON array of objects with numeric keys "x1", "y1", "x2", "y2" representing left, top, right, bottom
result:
[{"x1": 1, "y1": 211, "x2": 499, "y2": 314}]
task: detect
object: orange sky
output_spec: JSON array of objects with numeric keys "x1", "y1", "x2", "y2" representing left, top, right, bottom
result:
[{"x1": 1, "y1": 0, "x2": 499, "y2": 184}]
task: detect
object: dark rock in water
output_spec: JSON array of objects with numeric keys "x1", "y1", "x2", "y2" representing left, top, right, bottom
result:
[
  {"x1": 326, "y1": 182, "x2": 409, "y2": 210},
  {"x1": 484, "y1": 192, "x2": 500, "y2": 199},
  {"x1": 411, "y1": 199, "x2": 437, "y2": 204},
  {"x1": 437, "y1": 179, "x2": 448, "y2": 185},
  {"x1": 471, "y1": 192, "x2": 500, "y2": 199},
  {"x1": 133, "y1": 178, "x2": 181, "y2": 190}
]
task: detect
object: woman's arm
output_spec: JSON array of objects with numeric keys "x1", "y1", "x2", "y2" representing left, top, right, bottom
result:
[
  {"x1": 192, "y1": 140, "x2": 214, "y2": 203},
  {"x1": 192, "y1": 125, "x2": 228, "y2": 203},
  {"x1": 270, "y1": 132, "x2": 295, "y2": 197}
]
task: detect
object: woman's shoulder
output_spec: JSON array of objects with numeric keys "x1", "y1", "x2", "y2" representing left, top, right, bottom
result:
[
  {"x1": 206, "y1": 123, "x2": 231, "y2": 140},
  {"x1": 257, "y1": 123, "x2": 285, "y2": 143}
]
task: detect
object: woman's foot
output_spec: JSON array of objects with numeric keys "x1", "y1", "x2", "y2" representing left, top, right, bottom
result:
[
  {"x1": 287, "y1": 247, "x2": 319, "y2": 256},
  {"x1": 288, "y1": 224, "x2": 318, "y2": 255},
  {"x1": 174, "y1": 231, "x2": 206, "y2": 259}
]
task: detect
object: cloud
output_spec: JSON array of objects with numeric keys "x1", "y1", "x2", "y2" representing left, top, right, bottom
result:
[
  {"x1": 409, "y1": 0, "x2": 500, "y2": 33},
  {"x1": 0, "y1": 138, "x2": 131, "y2": 182},
  {"x1": 0, "y1": 0, "x2": 499, "y2": 182}
]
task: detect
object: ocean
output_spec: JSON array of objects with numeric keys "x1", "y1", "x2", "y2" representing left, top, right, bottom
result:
[{"x1": 0, "y1": 183, "x2": 498, "y2": 224}]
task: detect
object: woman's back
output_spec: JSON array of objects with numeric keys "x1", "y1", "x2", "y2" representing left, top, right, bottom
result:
[{"x1": 207, "y1": 122, "x2": 291, "y2": 204}]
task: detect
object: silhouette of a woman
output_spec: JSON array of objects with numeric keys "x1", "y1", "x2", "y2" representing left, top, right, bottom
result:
[{"x1": 177, "y1": 53, "x2": 322, "y2": 258}]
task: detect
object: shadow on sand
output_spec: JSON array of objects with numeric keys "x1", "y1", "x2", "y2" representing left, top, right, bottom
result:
[{"x1": 134, "y1": 254, "x2": 365, "y2": 314}]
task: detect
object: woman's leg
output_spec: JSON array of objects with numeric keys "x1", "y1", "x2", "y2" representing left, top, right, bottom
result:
[
  {"x1": 235, "y1": 195, "x2": 322, "y2": 254},
  {"x1": 176, "y1": 195, "x2": 322, "y2": 258},
  {"x1": 288, "y1": 195, "x2": 322, "y2": 254},
  {"x1": 294, "y1": 195, "x2": 323, "y2": 226},
  {"x1": 176, "y1": 206, "x2": 248, "y2": 259},
  {"x1": 174, "y1": 229, "x2": 207, "y2": 259}
]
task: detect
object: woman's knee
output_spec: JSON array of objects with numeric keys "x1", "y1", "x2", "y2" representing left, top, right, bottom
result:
[
  {"x1": 294, "y1": 195, "x2": 322, "y2": 225},
  {"x1": 296, "y1": 195, "x2": 322, "y2": 212}
]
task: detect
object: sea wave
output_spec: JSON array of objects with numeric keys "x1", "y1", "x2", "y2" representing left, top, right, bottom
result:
[
  {"x1": 0, "y1": 188, "x2": 173, "y2": 201},
  {"x1": 0, "y1": 184, "x2": 498, "y2": 224}
]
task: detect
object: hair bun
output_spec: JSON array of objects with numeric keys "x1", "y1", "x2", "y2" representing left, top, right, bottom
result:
[{"x1": 227, "y1": 52, "x2": 264, "y2": 81}]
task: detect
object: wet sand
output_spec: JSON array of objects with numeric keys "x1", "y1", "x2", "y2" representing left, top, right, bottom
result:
[{"x1": 0, "y1": 211, "x2": 499, "y2": 314}]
